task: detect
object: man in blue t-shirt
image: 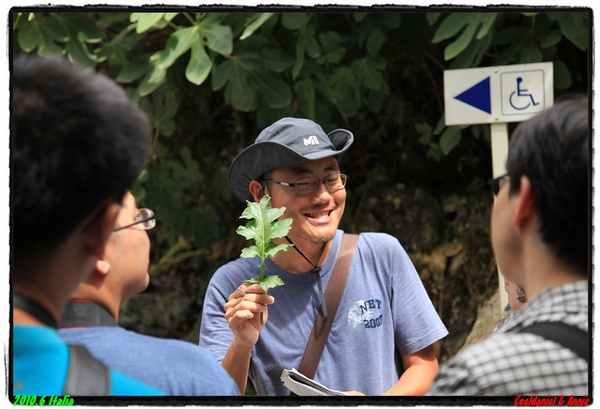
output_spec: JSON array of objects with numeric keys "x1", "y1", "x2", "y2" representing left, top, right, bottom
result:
[
  {"x1": 12, "y1": 55, "x2": 162, "y2": 397},
  {"x1": 59, "y1": 192, "x2": 240, "y2": 396},
  {"x1": 200, "y1": 117, "x2": 448, "y2": 396}
]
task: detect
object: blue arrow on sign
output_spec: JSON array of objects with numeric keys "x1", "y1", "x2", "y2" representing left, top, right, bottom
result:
[{"x1": 454, "y1": 76, "x2": 491, "y2": 114}]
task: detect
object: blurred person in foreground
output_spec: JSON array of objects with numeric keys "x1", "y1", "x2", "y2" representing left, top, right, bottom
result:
[
  {"x1": 12, "y1": 54, "x2": 162, "y2": 396},
  {"x1": 59, "y1": 192, "x2": 240, "y2": 396},
  {"x1": 427, "y1": 95, "x2": 589, "y2": 396}
]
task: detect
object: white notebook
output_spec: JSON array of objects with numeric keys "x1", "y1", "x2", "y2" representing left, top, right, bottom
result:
[{"x1": 280, "y1": 368, "x2": 347, "y2": 396}]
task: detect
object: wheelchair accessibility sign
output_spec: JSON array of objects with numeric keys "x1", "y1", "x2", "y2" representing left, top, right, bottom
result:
[{"x1": 444, "y1": 62, "x2": 553, "y2": 126}]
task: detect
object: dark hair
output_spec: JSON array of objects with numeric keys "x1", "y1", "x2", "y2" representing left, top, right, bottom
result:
[
  {"x1": 11, "y1": 54, "x2": 152, "y2": 261},
  {"x1": 506, "y1": 94, "x2": 589, "y2": 272}
]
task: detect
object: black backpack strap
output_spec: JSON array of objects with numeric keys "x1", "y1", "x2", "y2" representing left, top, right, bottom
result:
[
  {"x1": 520, "y1": 321, "x2": 588, "y2": 362},
  {"x1": 63, "y1": 345, "x2": 111, "y2": 395}
]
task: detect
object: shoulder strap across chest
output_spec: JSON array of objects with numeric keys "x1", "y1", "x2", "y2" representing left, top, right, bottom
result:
[
  {"x1": 519, "y1": 321, "x2": 588, "y2": 362},
  {"x1": 297, "y1": 233, "x2": 359, "y2": 380}
]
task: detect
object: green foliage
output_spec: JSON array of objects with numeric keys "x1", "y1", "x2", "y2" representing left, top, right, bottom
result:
[
  {"x1": 10, "y1": 8, "x2": 589, "y2": 276},
  {"x1": 432, "y1": 13, "x2": 497, "y2": 61},
  {"x1": 237, "y1": 195, "x2": 293, "y2": 293},
  {"x1": 15, "y1": 12, "x2": 102, "y2": 64}
]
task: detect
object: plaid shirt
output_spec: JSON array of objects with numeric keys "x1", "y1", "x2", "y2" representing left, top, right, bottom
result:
[{"x1": 427, "y1": 280, "x2": 589, "y2": 396}]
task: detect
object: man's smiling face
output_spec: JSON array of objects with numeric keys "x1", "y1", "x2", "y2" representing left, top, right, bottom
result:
[{"x1": 265, "y1": 157, "x2": 346, "y2": 244}]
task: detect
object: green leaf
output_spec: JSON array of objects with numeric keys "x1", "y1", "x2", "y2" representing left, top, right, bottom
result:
[
  {"x1": 153, "y1": 26, "x2": 197, "y2": 70},
  {"x1": 306, "y1": 27, "x2": 321, "y2": 58},
  {"x1": 237, "y1": 195, "x2": 292, "y2": 293},
  {"x1": 465, "y1": 177, "x2": 486, "y2": 193},
  {"x1": 264, "y1": 241, "x2": 294, "y2": 259},
  {"x1": 116, "y1": 59, "x2": 153, "y2": 83},
  {"x1": 366, "y1": 88, "x2": 385, "y2": 113},
  {"x1": 416, "y1": 122, "x2": 433, "y2": 145},
  {"x1": 494, "y1": 25, "x2": 545, "y2": 64},
  {"x1": 317, "y1": 46, "x2": 346, "y2": 64},
  {"x1": 353, "y1": 13, "x2": 368, "y2": 23},
  {"x1": 240, "y1": 245, "x2": 260, "y2": 259},
  {"x1": 244, "y1": 277, "x2": 261, "y2": 286},
  {"x1": 382, "y1": 13, "x2": 401, "y2": 29},
  {"x1": 439, "y1": 126, "x2": 461, "y2": 155},
  {"x1": 329, "y1": 66, "x2": 360, "y2": 116},
  {"x1": 426, "y1": 13, "x2": 441, "y2": 26},
  {"x1": 132, "y1": 13, "x2": 165, "y2": 34},
  {"x1": 294, "y1": 78, "x2": 316, "y2": 119},
  {"x1": 251, "y1": 71, "x2": 292, "y2": 108},
  {"x1": 137, "y1": 66, "x2": 166, "y2": 97},
  {"x1": 351, "y1": 57, "x2": 385, "y2": 90},
  {"x1": 553, "y1": 59, "x2": 572, "y2": 89},
  {"x1": 16, "y1": 17, "x2": 40, "y2": 52},
  {"x1": 270, "y1": 218, "x2": 294, "y2": 240},
  {"x1": 250, "y1": 274, "x2": 285, "y2": 293},
  {"x1": 211, "y1": 59, "x2": 232, "y2": 91},
  {"x1": 240, "y1": 13, "x2": 274, "y2": 40},
  {"x1": 212, "y1": 48, "x2": 263, "y2": 111},
  {"x1": 60, "y1": 12, "x2": 104, "y2": 66},
  {"x1": 433, "y1": 13, "x2": 497, "y2": 61},
  {"x1": 281, "y1": 13, "x2": 311, "y2": 30},
  {"x1": 262, "y1": 48, "x2": 295, "y2": 72},
  {"x1": 60, "y1": 13, "x2": 102, "y2": 43},
  {"x1": 494, "y1": 26, "x2": 543, "y2": 65},
  {"x1": 17, "y1": 14, "x2": 67, "y2": 55},
  {"x1": 540, "y1": 29, "x2": 562, "y2": 48},
  {"x1": 432, "y1": 13, "x2": 470, "y2": 43},
  {"x1": 186, "y1": 41, "x2": 212, "y2": 85},
  {"x1": 549, "y1": 12, "x2": 589, "y2": 51},
  {"x1": 65, "y1": 32, "x2": 97, "y2": 66},
  {"x1": 94, "y1": 22, "x2": 139, "y2": 64},
  {"x1": 366, "y1": 27, "x2": 385, "y2": 56},
  {"x1": 202, "y1": 20, "x2": 233, "y2": 55},
  {"x1": 292, "y1": 27, "x2": 307, "y2": 79},
  {"x1": 318, "y1": 30, "x2": 342, "y2": 52},
  {"x1": 226, "y1": 62, "x2": 256, "y2": 112}
]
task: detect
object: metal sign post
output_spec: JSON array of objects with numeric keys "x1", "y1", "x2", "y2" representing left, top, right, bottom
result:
[{"x1": 444, "y1": 62, "x2": 553, "y2": 315}]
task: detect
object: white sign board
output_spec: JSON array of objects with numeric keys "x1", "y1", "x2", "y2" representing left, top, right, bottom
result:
[{"x1": 444, "y1": 62, "x2": 553, "y2": 126}]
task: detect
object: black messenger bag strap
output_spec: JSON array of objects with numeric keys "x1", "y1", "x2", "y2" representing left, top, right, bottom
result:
[
  {"x1": 63, "y1": 345, "x2": 111, "y2": 395},
  {"x1": 520, "y1": 321, "x2": 589, "y2": 362},
  {"x1": 297, "y1": 233, "x2": 359, "y2": 380}
]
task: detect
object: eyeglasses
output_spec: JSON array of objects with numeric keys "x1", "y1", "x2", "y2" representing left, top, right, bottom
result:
[
  {"x1": 491, "y1": 174, "x2": 510, "y2": 197},
  {"x1": 113, "y1": 208, "x2": 156, "y2": 232},
  {"x1": 262, "y1": 173, "x2": 348, "y2": 195}
]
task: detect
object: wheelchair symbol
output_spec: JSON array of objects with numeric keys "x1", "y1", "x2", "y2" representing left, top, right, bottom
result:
[{"x1": 509, "y1": 77, "x2": 539, "y2": 110}]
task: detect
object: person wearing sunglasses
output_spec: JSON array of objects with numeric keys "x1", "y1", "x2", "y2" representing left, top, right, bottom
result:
[
  {"x1": 200, "y1": 117, "x2": 448, "y2": 396},
  {"x1": 428, "y1": 95, "x2": 589, "y2": 396},
  {"x1": 12, "y1": 54, "x2": 162, "y2": 397},
  {"x1": 59, "y1": 192, "x2": 240, "y2": 396}
]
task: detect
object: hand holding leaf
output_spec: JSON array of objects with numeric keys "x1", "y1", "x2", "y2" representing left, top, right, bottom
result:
[{"x1": 236, "y1": 195, "x2": 293, "y2": 323}]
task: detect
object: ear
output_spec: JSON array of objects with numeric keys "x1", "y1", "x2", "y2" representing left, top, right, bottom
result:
[
  {"x1": 512, "y1": 176, "x2": 536, "y2": 230},
  {"x1": 95, "y1": 257, "x2": 111, "y2": 276},
  {"x1": 249, "y1": 180, "x2": 264, "y2": 202},
  {"x1": 84, "y1": 202, "x2": 121, "y2": 259}
]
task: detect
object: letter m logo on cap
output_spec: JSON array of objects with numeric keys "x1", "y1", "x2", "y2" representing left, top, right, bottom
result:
[{"x1": 303, "y1": 135, "x2": 319, "y2": 146}]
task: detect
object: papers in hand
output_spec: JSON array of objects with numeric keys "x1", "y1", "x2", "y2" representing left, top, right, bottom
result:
[{"x1": 280, "y1": 368, "x2": 347, "y2": 396}]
